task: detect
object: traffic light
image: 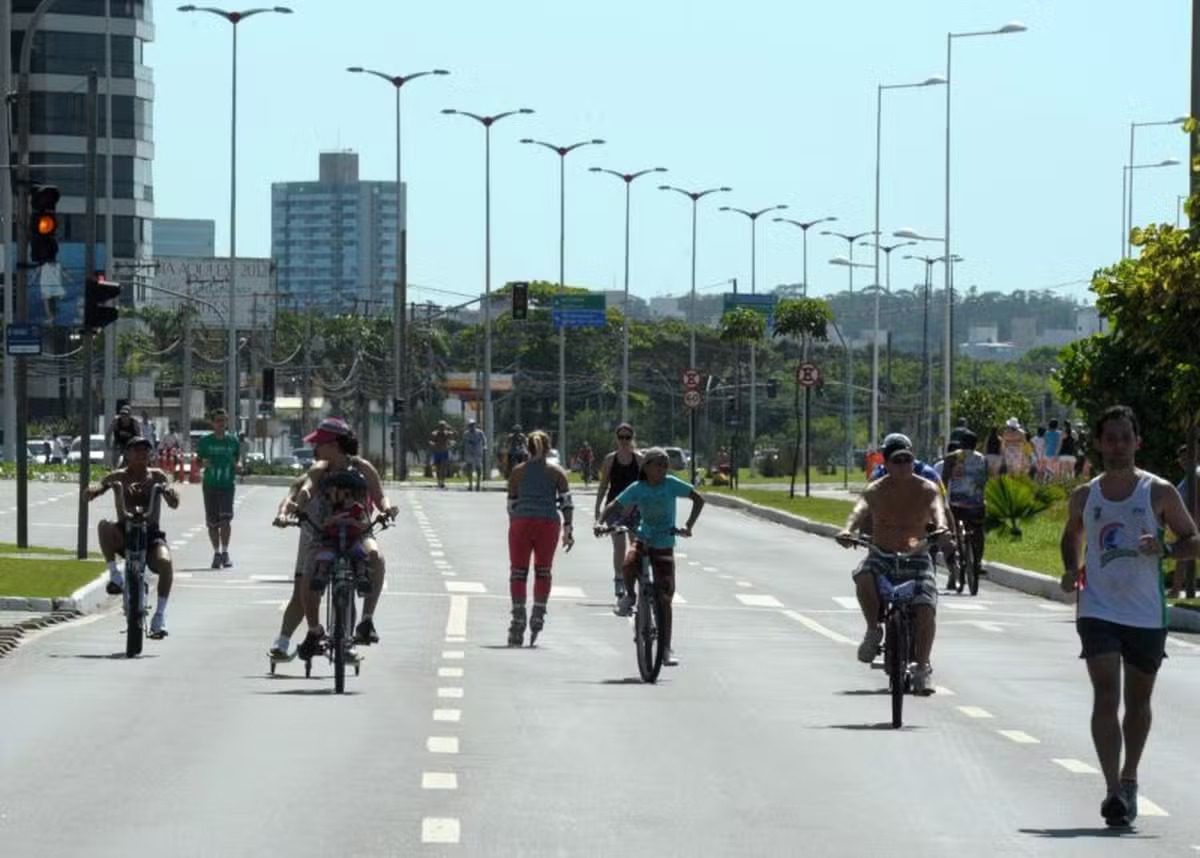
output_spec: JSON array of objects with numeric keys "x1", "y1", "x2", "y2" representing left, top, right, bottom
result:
[
  {"x1": 84, "y1": 274, "x2": 121, "y2": 330},
  {"x1": 511, "y1": 281, "x2": 528, "y2": 320},
  {"x1": 261, "y1": 367, "x2": 275, "y2": 403},
  {"x1": 766, "y1": 378, "x2": 779, "y2": 399},
  {"x1": 29, "y1": 184, "x2": 60, "y2": 265}
]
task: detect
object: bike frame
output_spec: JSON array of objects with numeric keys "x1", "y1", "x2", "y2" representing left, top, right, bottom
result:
[{"x1": 113, "y1": 483, "x2": 164, "y2": 658}]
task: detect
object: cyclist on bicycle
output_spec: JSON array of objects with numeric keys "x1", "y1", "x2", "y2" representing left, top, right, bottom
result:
[
  {"x1": 598, "y1": 446, "x2": 705, "y2": 667},
  {"x1": 594, "y1": 423, "x2": 643, "y2": 601},
  {"x1": 836, "y1": 434, "x2": 952, "y2": 694},
  {"x1": 86, "y1": 436, "x2": 180, "y2": 639},
  {"x1": 936, "y1": 430, "x2": 989, "y2": 586}
]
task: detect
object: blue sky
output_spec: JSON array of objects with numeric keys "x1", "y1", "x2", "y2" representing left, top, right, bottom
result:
[{"x1": 150, "y1": 0, "x2": 1190, "y2": 307}]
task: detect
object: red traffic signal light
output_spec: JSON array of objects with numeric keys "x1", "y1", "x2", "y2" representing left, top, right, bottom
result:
[
  {"x1": 84, "y1": 275, "x2": 122, "y2": 330},
  {"x1": 29, "y1": 184, "x2": 60, "y2": 265}
]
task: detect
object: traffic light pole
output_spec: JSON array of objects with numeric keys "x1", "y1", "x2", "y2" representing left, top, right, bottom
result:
[{"x1": 78, "y1": 70, "x2": 98, "y2": 560}]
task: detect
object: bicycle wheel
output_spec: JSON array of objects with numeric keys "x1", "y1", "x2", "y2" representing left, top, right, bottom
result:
[
  {"x1": 332, "y1": 587, "x2": 347, "y2": 694},
  {"x1": 885, "y1": 611, "x2": 906, "y2": 728},
  {"x1": 125, "y1": 565, "x2": 143, "y2": 658},
  {"x1": 635, "y1": 580, "x2": 664, "y2": 683}
]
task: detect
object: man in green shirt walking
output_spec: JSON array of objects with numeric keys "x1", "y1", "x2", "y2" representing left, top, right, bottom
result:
[{"x1": 196, "y1": 409, "x2": 242, "y2": 568}]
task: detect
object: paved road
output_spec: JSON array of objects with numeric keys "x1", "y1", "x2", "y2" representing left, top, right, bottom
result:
[{"x1": 2, "y1": 480, "x2": 1200, "y2": 856}]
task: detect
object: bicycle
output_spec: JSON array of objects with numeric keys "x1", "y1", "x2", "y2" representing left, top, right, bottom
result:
[
  {"x1": 842, "y1": 533, "x2": 940, "y2": 728},
  {"x1": 284, "y1": 511, "x2": 391, "y2": 693},
  {"x1": 114, "y1": 483, "x2": 165, "y2": 658},
  {"x1": 594, "y1": 524, "x2": 685, "y2": 683}
]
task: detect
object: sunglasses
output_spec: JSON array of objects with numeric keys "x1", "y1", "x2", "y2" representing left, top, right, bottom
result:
[{"x1": 617, "y1": 434, "x2": 633, "y2": 441}]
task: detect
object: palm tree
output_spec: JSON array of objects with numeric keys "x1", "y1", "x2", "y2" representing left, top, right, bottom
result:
[{"x1": 773, "y1": 298, "x2": 833, "y2": 497}]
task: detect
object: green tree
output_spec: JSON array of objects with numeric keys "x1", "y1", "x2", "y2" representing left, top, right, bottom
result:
[
  {"x1": 718, "y1": 308, "x2": 766, "y2": 487},
  {"x1": 773, "y1": 297, "x2": 833, "y2": 496},
  {"x1": 953, "y1": 387, "x2": 1035, "y2": 441}
]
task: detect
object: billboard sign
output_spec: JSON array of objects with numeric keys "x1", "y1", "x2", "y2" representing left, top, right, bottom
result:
[
  {"x1": 27, "y1": 242, "x2": 109, "y2": 328},
  {"x1": 148, "y1": 256, "x2": 275, "y2": 330}
]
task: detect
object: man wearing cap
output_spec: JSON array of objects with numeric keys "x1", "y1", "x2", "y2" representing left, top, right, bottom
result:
[
  {"x1": 462, "y1": 419, "x2": 487, "y2": 492},
  {"x1": 196, "y1": 409, "x2": 242, "y2": 569},
  {"x1": 429, "y1": 420, "x2": 456, "y2": 489},
  {"x1": 107, "y1": 405, "x2": 142, "y2": 466},
  {"x1": 1001, "y1": 417, "x2": 1027, "y2": 475},
  {"x1": 86, "y1": 436, "x2": 180, "y2": 639},
  {"x1": 837, "y1": 433, "x2": 953, "y2": 694}
]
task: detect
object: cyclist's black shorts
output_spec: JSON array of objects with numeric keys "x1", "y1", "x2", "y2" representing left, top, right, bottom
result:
[
  {"x1": 950, "y1": 504, "x2": 986, "y2": 527},
  {"x1": 116, "y1": 526, "x2": 167, "y2": 557},
  {"x1": 1076, "y1": 617, "x2": 1168, "y2": 674}
]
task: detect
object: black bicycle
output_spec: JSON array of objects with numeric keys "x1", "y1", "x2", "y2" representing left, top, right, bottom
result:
[
  {"x1": 115, "y1": 483, "x2": 165, "y2": 658},
  {"x1": 844, "y1": 534, "x2": 939, "y2": 728},
  {"x1": 286, "y1": 512, "x2": 390, "y2": 693},
  {"x1": 595, "y1": 524, "x2": 685, "y2": 683},
  {"x1": 954, "y1": 512, "x2": 983, "y2": 596}
]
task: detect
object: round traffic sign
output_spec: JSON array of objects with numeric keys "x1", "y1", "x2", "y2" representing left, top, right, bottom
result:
[
  {"x1": 796, "y1": 362, "x2": 821, "y2": 387},
  {"x1": 683, "y1": 389, "x2": 703, "y2": 409},
  {"x1": 681, "y1": 368, "x2": 701, "y2": 390}
]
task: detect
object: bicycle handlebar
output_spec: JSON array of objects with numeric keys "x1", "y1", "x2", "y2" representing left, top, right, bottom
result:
[
  {"x1": 593, "y1": 524, "x2": 688, "y2": 537},
  {"x1": 837, "y1": 531, "x2": 947, "y2": 557}
]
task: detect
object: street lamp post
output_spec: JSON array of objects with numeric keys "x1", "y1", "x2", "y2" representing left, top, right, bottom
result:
[
  {"x1": 719, "y1": 203, "x2": 788, "y2": 453},
  {"x1": 442, "y1": 108, "x2": 535, "y2": 459},
  {"x1": 829, "y1": 254, "x2": 874, "y2": 479},
  {"x1": 521, "y1": 137, "x2": 605, "y2": 460},
  {"x1": 660, "y1": 184, "x2": 731, "y2": 483},
  {"x1": 1125, "y1": 117, "x2": 1188, "y2": 257},
  {"x1": 590, "y1": 165, "x2": 668, "y2": 424},
  {"x1": 773, "y1": 216, "x2": 837, "y2": 298},
  {"x1": 860, "y1": 238, "x2": 916, "y2": 445},
  {"x1": 347, "y1": 65, "x2": 449, "y2": 480},
  {"x1": 1122, "y1": 158, "x2": 1181, "y2": 257},
  {"x1": 872, "y1": 74, "x2": 944, "y2": 450},
  {"x1": 944, "y1": 20, "x2": 1027, "y2": 447},
  {"x1": 821, "y1": 230, "x2": 877, "y2": 293},
  {"x1": 178, "y1": 4, "x2": 293, "y2": 428}
]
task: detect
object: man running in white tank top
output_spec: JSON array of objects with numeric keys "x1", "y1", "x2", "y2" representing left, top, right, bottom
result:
[{"x1": 1060, "y1": 405, "x2": 1200, "y2": 828}]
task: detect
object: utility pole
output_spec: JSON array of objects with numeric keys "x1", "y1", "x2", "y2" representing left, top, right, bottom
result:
[{"x1": 77, "y1": 70, "x2": 99, "y2": 559}]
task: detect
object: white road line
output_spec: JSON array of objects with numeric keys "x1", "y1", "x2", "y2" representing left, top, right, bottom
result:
[
  {"x1": 933, "y1": 686, "x2": 956, "y2": 696},
  {"x1": 441, "y1": 571, "x2": 457, "y2": 577},
  {"x1": 957, "y1": 706, "x2": 994, "y2": 719},
  {"x1": 718, "y1": 574, "x2": 735, "y2": 580},
  {"x1": 438, "y1": 667, "x2": 464, "y2": 678},
  {"x1": 421, "y1": 818, "x2": 460, "y2": 844},
  {"x1": 736, "y1": 594, "x2": 784, "y2": 608},
  {"x1": 433, "y1": 709, "x2": 461, "y2": 722},
  {"x1": 445, "y1": 595, "x2": 468, "y2": 637},
  {"x1": 735, "y1": 581, "x2": 753, "y2": 588},
  {"x1": 1037, "y1": 603, "x2": 1074, "y2": 612},
  {"x1": 445, "y1": 635, "x2": 465, "y2": 643},
  {"x1": 702, "y1": 566, "x2": 719, "y2": 572},
  {"x1": 940, "y1": 601, "x2": 988, "y2": 612},
  {"x1": 445, "y1": 581, "x2": 487, "y2": 594},
  {"x1": 781, "y1": 610, "x2": 856, "y2": 645},
  {"x1": 997, "y1": 730, "x2": 1040, "y2": 744},
  {"x1": 422, "y1": 772, "x2": 458, "y2": 790},
  {"x1": 832, "y1": 596, "x2": 859, "y2": 611},
  {"x1": 687, "y1": 561, "x2": 700, "y2": 566},
  {"x1": 553, "y1": 586, "x2": 586, "y2": 598},
  {"x1": 1140, "y1": 796, "x2": 1169, "y2": 817},
  {"x1": 442, "y1": 650, "x2": 465, "y2": 660},
  {"x1": 1052, "y1": 758, "x2": 1099, "y2": 774},
  {"x1": 1168, "y1": 635, "x2": 1200, "y2": 651},
  {"x1": 672, "y1": 594, "x2": 688, "y2": 604},
  {"x1": 675, "y1": 552, "x2": 688, "y2": 559},
  {"x1": 429, "y1": 550, "x2": 445, "y2": 557},
  {"x1": 438, "y1": 687, "x2": 464, "y2": 699},
  {"x1": 427, "y1": 736, "x2": 459, "y2": 754}
]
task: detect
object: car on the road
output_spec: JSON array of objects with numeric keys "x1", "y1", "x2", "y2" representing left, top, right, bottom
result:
[
  {"x1": 27, "y1": 440, "x2": 57, "y2": 465},
  {"x1": 67, "y1": 434, "x2": 107, "y2": 465},
  {"x1": 272, "y1": 455, "x2": 305, "y2": 472},
  {"x1": 663, "y1": 446, "x2": 690, "y2": 471},
  {"x1": 291, "y1": 447, "x2": 315, "y2": 469}
]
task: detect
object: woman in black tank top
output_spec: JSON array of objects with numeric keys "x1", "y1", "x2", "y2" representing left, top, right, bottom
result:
[{"x1": 594, "y1": 424, "x2": 642, "y2": 602}]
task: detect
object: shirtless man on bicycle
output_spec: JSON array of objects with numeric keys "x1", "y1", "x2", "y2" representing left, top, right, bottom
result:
[
  {"x1": 836, "y1": 434, "x2": 953, "y2": 694},
  {"x1": 86, "y1": 436, "x2": 181, "y2": 639}
]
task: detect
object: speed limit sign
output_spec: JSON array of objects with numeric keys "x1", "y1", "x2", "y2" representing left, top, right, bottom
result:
[
  {"x1": 796, "y1": 362, "x2": 821, "y2": 387},
  {"x1": 683, "y1": 389, "x2": 703, "y2": 409}
]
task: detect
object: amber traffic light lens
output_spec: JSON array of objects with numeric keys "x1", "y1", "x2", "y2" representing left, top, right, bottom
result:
[{"x1": 34, "y1": 214, "x2": 57, "y2": 236}]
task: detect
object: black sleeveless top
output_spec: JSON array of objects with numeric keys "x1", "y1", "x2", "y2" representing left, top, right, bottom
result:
[{"x1": 606, "y1": 454, "x2": 640, "y2": 502}]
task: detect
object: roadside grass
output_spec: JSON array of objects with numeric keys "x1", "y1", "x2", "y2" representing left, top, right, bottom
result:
[
  {"x1": 705, "y1": 487, "x2": 854, "y2": 528},
  {"x1": 0, "y1": 557, "x2": 104, "y2": 598},
  {"x1": 726, "y1": 467, "x2": 863, "y2": 487},
  {"x1": 0, "y1": 542, "x2": 79, "y2": 556}
]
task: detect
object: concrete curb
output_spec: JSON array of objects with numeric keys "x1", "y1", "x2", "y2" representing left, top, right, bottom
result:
[
  {"x1": 0, "y1": 572, "x2": 113, "y2": 615},
  {"x1": 706, "y1": 492, "x2": 1200, "y2": 634}
]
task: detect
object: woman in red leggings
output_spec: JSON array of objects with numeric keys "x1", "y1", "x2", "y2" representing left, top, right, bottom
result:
[{"x1": 506, "y1": 430, "x2": 575, "y2": 646}]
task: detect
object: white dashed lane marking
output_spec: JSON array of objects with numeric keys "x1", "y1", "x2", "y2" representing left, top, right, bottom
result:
[
  {"x1": 421, "y1": 818, "x2": 460, "y2": 844},
  {"x1": 553, "y1": 586, "x2": 586, "y2": 599},
  {"x1": 442, "y1": 650, "x2": 464, "y2": 660},
  {"x1": 438, "y1": 687, "x2": 464, "y2": 699},
  {"x1": 433, "y1": 709, "x2": 461, "y2": 722},
  {"x1": 445, "y1": 581, "x2": 486, "y2": 594},
  {"x1": 427, "y1": 736, "x2": 459, "y2": 754},
  {"x1": 422, "y1": 772, "x2": 458, "y2": 790},
  {"x1": 438, "y1": 667, "x2": 464, "y2": 679},
  {"x1": 957, "y1": 706, "x2": 994, "y2": 719},
  {"x1": 780, "y1": 610, "x2": 856, "y2": 646},
  {"x1": 1052, "y1": 758, "x2": 1098, "y2": 774},
  {"x1": 832, "y1": 596, "x2": 859, "y2": 611},
  {"x1": 997, "y1": 730, "x2": 1039, "y2": 744},
  {"x1": 736, "y1": 594, "x2": 783, "y2": 608}
]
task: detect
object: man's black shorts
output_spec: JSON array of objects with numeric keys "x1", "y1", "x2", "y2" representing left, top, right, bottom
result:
[
  {"x1": 1076, "y1": 617, "x2": 1168, "y2": 675},
  {"x1": 202, "y1": 485, "x2": 235, "y2": 528}
]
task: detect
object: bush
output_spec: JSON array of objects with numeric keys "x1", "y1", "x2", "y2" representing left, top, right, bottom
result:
[{"x1": 986, "y1": 474, "x2": 1052, "y2": 538}]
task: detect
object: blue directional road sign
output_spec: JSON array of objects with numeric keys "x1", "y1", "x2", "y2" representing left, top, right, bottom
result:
[
  {"x1": 552, "y1": 293, "x2": 607, "y2": 329},
  {"x1": 722, "y1": 293, "x2": 777, "y2": 333},
  {"x1": 5, "y1": 323, "x2": 43, "y2": 356}
]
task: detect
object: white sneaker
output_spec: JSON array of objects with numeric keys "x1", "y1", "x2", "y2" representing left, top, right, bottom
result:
[
  {"x1": 857, "y1": 625, "x2": 883, "y2": 663},
  {"x1": 664, "y1": 649, "x2": 679, "y2": 667}
]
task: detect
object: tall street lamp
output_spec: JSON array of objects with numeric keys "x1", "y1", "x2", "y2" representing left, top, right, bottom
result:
[
  {"x1": 822, "y1": 230, "x2": 876, "y2": 292},
  {"x1": 872, "y1": 73, "x2": 944, "y2": 450},
  {"x1": 1122, "y1": 158, "x2": 1180, "y2": 257},
  {"x1": 944, "y1": 19, "x2": 1027, "y2": 446},
  {"x1": 178, "y1": 4, "x2": 293, "y2": 426},
  {"x1": 442, "y1": 108, "x2": 535, "y2": 455},
  {"x1": 590, "y1": 165, "x2": 668, "y2": 423},
  {"x1": 773, "y1": 215, "x2": 837, "y2": 297},
  {"x1": 660, "y1": 183, "x2": 731, "y2": 483},
  {"x1": 861, "y1": 236, "x2": 916, "y2": 446},
  {"x1": 347, "y1": 64, "x2": 449, "y2": 480},
  {"x1": 829, "y1": 254, "x2": 874, "y2": 471},
  {"x1": 1125, "y1": 116, "x2": 1188, "y2": 257},
  {"x1": 720, "y1": 203, "x2": 788, "y2": 451},
  {"x1": 521, "y1": 137, "x2": 605, "y2": 459}
]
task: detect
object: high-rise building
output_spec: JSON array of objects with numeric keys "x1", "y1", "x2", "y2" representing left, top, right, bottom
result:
[
  {"x1": 10, "y1": 0, "x2": 155, "y2": 264},
  {"x1": 153, "y1": 218, "x2": 215, "y2": 257},
  {"x1": 271, "y1": 151, "x2": 403, "y2": 315}
]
